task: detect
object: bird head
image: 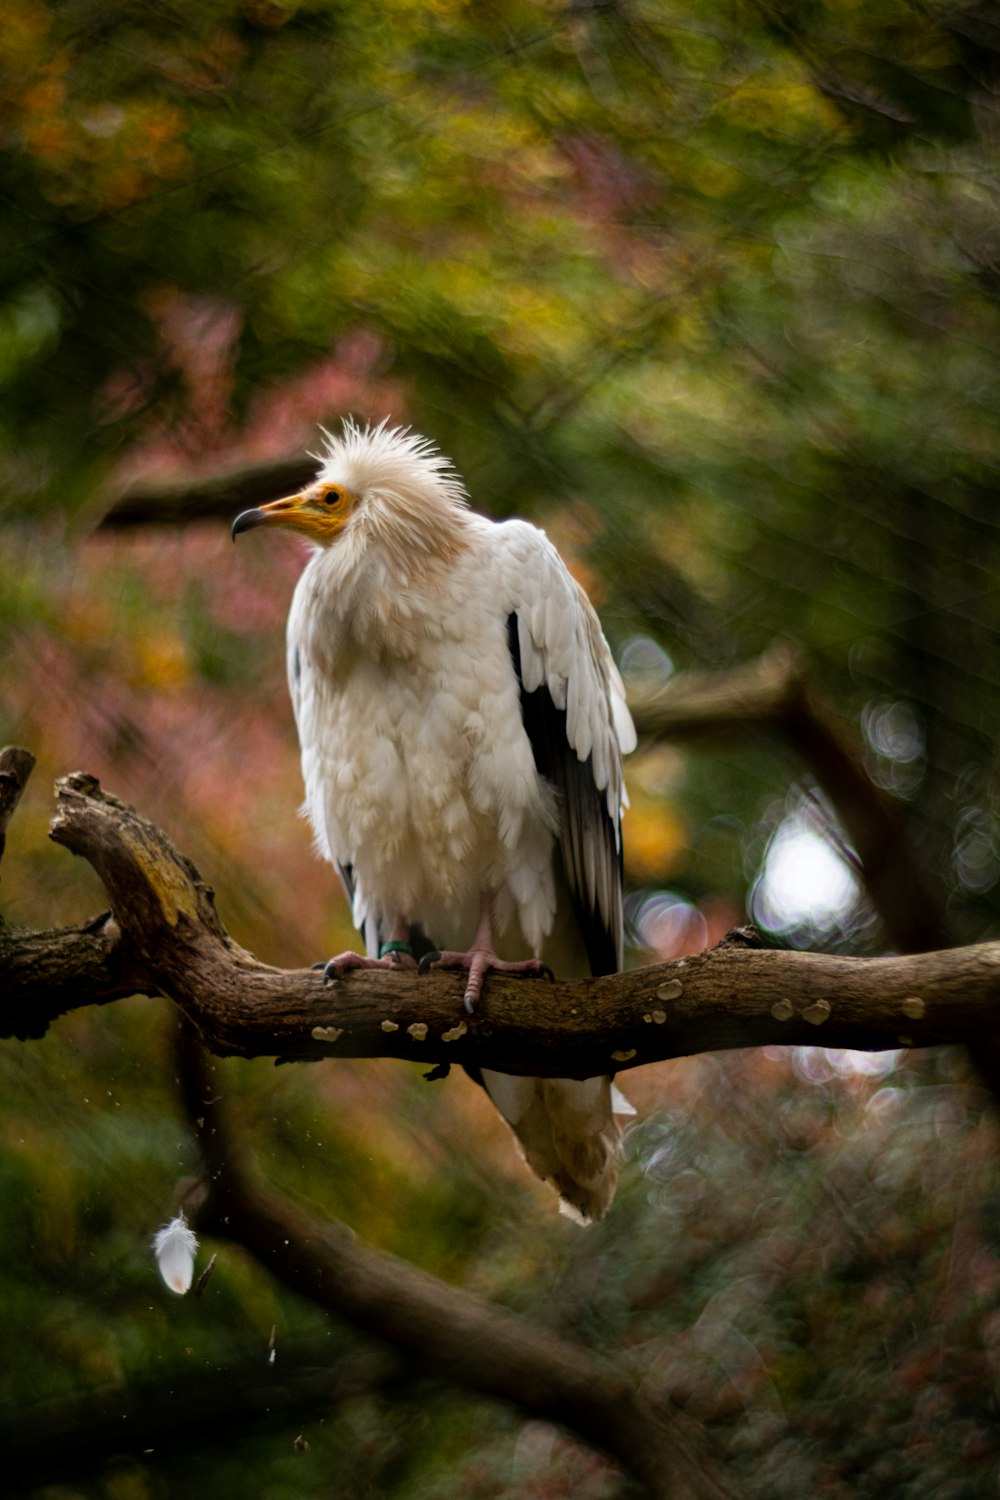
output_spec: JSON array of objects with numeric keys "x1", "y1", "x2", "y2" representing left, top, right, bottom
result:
[{"x1": 232, "y1": 420, "x2": 469, "y2": 559}]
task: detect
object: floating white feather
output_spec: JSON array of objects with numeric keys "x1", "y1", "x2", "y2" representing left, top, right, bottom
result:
[{"x1": 153, "y1": 1213, "x2": 199, "y2": 1295}]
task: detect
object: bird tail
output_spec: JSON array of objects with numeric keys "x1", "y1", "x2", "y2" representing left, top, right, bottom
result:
[{"x1": 480, "y1": 1070, "x2": 633, "y2": 1223}]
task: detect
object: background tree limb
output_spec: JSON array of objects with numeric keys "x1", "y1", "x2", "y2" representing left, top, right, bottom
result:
[
  {"x1": 176, "y1": 1022, "x2": 738, "y2": 1500},
  {"x1": 96, "y1": 457, "x2": 320, "y2": 529},
  {"x1": 0, "y1": 746, "x2": 35, "y2": 869},
  {"x1": 629, "y1": 643, "x2": 949, "y2": 954}
]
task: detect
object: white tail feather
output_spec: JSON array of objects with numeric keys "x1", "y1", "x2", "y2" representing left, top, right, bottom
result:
[{"x1": 481, "y1": 1070, "x2": 627, "y2": 1223}]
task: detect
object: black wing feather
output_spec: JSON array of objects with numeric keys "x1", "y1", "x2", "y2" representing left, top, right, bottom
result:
[{"x1": 507, "y1": 613, "x2": 621, "y2": 978}]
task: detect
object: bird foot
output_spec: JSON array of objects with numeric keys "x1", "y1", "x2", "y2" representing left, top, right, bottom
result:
[
  {"x1": 418, "y1": 948, "x2": 554, "y2": 1013},
  {"x1": 323, "y1": 949, "x2": 417, "y2": 983}
]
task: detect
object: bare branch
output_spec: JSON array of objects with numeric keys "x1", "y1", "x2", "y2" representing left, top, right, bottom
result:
[
  {"x1": 177, "y1": 1026, "x2": 737, "y2": 1500},
  {"x1": 631, "y1": 645, "x2": 950, "y2": 953},
  {"x1": 2, "y1": 770, "x2": 999, "y2": 1068},
  {"x1": 97, "y1": 457, "x2": 320, "y2": 529}
]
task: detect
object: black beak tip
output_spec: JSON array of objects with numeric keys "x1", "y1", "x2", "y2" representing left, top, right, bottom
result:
[{"x1": 231, "y1": 508, "x2": 264, "y2": 541}]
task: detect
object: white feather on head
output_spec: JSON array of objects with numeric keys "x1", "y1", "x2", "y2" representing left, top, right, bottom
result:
[{"x1": 313, "y1": 418, "x2": 470, "y2": 562}]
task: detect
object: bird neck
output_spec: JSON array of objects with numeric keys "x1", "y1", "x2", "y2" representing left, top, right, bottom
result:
[
  {"x1": 361, "y1": 489, "x2": 472, "y2": 575},
  {"x1": 300, "y1": 509, "x2": 470, "y2": 656}
]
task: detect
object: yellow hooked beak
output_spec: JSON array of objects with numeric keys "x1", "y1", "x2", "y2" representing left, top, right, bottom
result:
[{"x1": 232, "y1": 484, "x2": 352, "y2": 546}]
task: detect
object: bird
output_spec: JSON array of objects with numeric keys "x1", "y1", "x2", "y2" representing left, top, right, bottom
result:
[{"x1": 232, "y1": 420, "x2": 636, "y2": 1222}]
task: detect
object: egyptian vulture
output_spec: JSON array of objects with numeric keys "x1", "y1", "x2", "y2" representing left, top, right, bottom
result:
[{"x1": 233, "y1": 421, "x2": 636, "y2": 1222}]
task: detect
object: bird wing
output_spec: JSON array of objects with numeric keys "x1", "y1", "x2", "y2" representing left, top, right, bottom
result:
[
  {"x1": 485, "y1": 521, "x2": 637, "y2": 1220},
  {"x1": 496, "y1": 520, "x2": 636, "y2": 976}
]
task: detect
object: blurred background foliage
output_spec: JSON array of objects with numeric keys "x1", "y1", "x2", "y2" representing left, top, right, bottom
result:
[{"x1": 4, "y1": 0, "x2": 1000, "y2": 1494}]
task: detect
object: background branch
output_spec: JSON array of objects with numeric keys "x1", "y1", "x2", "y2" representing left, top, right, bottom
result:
[
  {"x1": 0, "y1": 746, "x2": 35, "y2": 869},
  {"x1": 97, "y1": 457, "x2": 321, "y2": 529},
  {"x1": 630, "y1": 644, "x2": 949, "y2": 954},
  {"x1": 176, "y1": 1023, "x2": 737, "y2": 1500},
  {"x1": 631, "y1": 650, "x2": 1000, "y2": 1091}
]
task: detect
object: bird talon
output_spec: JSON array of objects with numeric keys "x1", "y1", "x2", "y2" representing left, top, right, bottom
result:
[
  {"x1": 322, "y1": 960, "x2": 340, "y2": 984},
  {"x1": 539, "y1": 963, "x2": 555, "y2": 984},
  {"x1": 463, "y1": 990, "x2": 477, "y2": 1015},
  {"x1": 418, "y1": 951, "x2": 442, "y2": 975}
]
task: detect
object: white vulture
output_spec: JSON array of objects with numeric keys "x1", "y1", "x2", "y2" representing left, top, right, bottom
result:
[{"x1": 233, "y1": 420, "x2": 636, "y2": 1222}]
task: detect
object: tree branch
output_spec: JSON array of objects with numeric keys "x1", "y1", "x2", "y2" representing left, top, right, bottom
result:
[
  {"x1": 177, "y1": 1025, "x2": 737, "y2": 1500},
  {"x1": 2, "y1": 765, "x2": 999, "y2": 1068},
  {"x1": 97, "y1": 457, "x2": 321, "y2": 529},
  {"x1": 629, "y1": 644, "x2": 950, "y2": 953},
  {"x1": 0, "y1": 916, "x2": 155, "y2": 1039},
  {"x1": 0, "y1": 745, "x2": 36, "y2": 869}
]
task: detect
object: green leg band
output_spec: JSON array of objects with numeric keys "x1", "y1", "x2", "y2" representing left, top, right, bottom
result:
[{"x1": 379, "y1": 939, "x2": 415, "y2": 960}]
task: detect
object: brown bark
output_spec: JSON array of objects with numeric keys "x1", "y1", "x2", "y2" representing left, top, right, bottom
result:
[
  {"x1": 0, "y1": 745, "x2": 36, "y2": 868},
  {"x1": 178, "y1": 1026, "x2": 736, "y2": 1500},
  {"x1": 2, "y1": 764, "x2": 998, "y2": 1070}
]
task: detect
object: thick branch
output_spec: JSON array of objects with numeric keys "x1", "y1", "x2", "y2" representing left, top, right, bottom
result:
[
  {"x1": 178, "y1": 1028, "x2": 735, "y2": 1500},
  {"x1": 3, "y1": 770, "x2": 999, "y2": 1068}
]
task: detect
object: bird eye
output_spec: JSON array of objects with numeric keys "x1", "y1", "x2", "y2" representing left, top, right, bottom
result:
[{"x1": 321, "y1": 489, "x2": 340, "y2": 505}]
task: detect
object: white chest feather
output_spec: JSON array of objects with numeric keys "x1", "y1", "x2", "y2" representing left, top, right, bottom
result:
[{"x1": 289, "y1": 529, "x2": 557, "y2": 952}]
